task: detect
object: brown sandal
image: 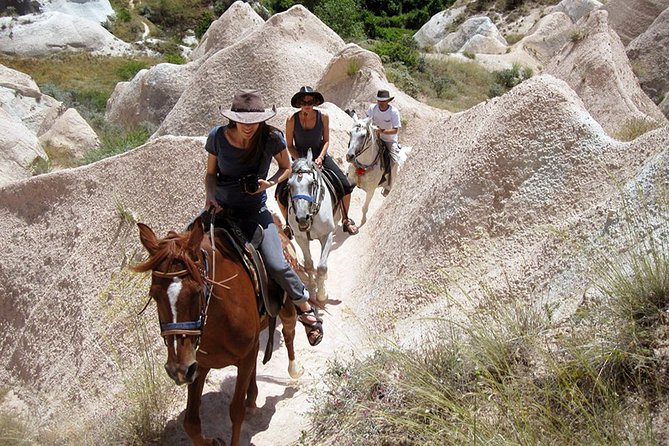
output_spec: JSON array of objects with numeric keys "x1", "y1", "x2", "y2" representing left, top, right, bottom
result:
[
  {"x1": 283, "y1": 224, "x2": 294, "y2": 240},
  {"x1": 296, "y1": 306, "x2": 324, "y2": 346},
  {"x1": 342, "y1": 218, "x2": 359, "y2": 235}
]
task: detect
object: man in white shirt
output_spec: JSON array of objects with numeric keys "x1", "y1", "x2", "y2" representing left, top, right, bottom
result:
[{"x1": 367, "y1": 89, "x2": 402, "y2": 196}]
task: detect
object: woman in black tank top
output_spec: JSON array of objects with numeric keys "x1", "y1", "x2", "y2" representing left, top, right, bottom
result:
[{"x1": 276, "y1": 86, "x2": 359, "y2": 236}]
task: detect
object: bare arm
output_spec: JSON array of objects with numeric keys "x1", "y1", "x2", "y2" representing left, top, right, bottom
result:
[
  {"x1": 205, "y1": 154, "x2": 221, "y2": 209},
  {"x1": 256, "y1": 148, "x2": 291, "y2": 194},
  {"x1": 316, "y1": 111, "x2": 330, "y2": 167},
  {"x1": 285, "y1": 115, "x2": 301, "y2": 160}
]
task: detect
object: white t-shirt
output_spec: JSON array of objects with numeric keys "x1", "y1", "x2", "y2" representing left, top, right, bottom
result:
[{"x1": 367, "y1": 103, "x2": 401, "y2": 143}]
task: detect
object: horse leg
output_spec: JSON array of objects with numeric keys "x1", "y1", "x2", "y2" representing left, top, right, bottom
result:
[
  {"x1": 279, "y1": 299, "x2": 303, "y2": 378},
  {"x1": 360, "y1": 188, "x2": 374, "y2": 226},
  {"x1": 229, "y1": 351, "x2": 258, "y2": 446},
  {"x1": 295, "y1": 235, "x2": 313, "y2": 272},
  {"x1": 315, "y1": 232, "x2": 334, "y2": 302},
  {"x1": 183, "y1": 367, "x2": 217, "y2": 446},
  {"x1": 245, "y1": 360, "x2": 258, "y2": 410}
]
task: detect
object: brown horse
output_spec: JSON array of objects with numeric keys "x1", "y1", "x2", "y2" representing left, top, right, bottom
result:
[{"x1": 133, "y1": 215, "x2": 302, "y2": 446}]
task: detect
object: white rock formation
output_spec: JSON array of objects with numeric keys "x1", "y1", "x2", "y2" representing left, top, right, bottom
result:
[
  {"x1": 39, "y1": 0, "x2": 114, "y2": 24},
  {"x1": 518, "y1": 11, "x2": 574, "y2": 65},
  {"x1": 38, "y1": 108, "x2": 100, "y2": 158},
  {"x1": 0, "y1": 108, "x2": 44, "y2": 185},
  {"x1": 189, "y1": 1, "x2": 264, "y2": 61},
  {"x1": 460, "y1": 33, "x2": 508, "y2": 55},
  {"x1": 626, "y1": 7, "x2": 669, "y2": 108},
  {"x1": 0, "y1": 11, "x2": 132, "y2": 57},
  {"x1": 106, "y1": 62, "x2": 200, "y2": 130},
  {"x1": 551, "y1": 0, "x2": 603, "y2": 23},
  {"x1": 434, "y1": 16, "x2": 507, "y2": 54},
  {"x1": 154, "y1": 5, "x2": 345, "y2": 138},
  {"x1": 602, "y1": 0, "x2": 669, "y2": 45},
  {"x1": 413, "y1": 6, "x2": 466, "y2": 49},
  {"x1": 545, "y1": 10, "x2": 667, "y2": 134},
  {"x1": 0, "y1": 64, "x2": 100, "y2": 185}
]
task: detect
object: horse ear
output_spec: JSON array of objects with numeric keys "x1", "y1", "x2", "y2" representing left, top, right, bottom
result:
[
  {"x1": 137, "y1": 222, "x2": 159, "y2": 254},
  {"x1": 188, "y1": 217, "x2": 205, "y2": 252}
]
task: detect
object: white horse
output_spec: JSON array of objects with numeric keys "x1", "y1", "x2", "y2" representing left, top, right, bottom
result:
[
  {"x1": 346, "y1": 111, "x2": 410, "y2": 225},
  {"x1": 286, "y1": 150, "x2": 339, "y2": 302}
]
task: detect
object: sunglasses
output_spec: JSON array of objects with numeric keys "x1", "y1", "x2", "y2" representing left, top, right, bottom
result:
[{"x1": 301, "y1": 99, "x2": 316, "y2": 106}]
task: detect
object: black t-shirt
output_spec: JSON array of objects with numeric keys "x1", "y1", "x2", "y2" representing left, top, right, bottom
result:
[{"x1": 205, "y1": 125, "x2": 286, "y2": 209}]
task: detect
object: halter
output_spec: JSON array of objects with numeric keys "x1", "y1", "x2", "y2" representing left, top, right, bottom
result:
[
  {"x1": 290, "y1": 161, "x2": 325, "y2": 223},
  {"x1": 151, "y1": 251, "x2": 212, "y2": 343},
  {"x1": 350, "y1": 122, "x2": 382, "y2": 174}
]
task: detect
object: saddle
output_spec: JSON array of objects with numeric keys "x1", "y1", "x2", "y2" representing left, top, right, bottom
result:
[
  {"x1": 195, "y1": 210, "x2": 282, "y2": 319},
  {"x1": 321, "y1": 168, "x2": 345, "y2": 204}
]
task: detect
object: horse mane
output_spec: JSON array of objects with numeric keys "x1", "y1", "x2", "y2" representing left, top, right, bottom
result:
[{"x1": 132, "y1": 230, "x2": 203, "y2": 283}]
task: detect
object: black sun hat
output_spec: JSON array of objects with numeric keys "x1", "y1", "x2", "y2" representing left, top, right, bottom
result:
[
  {"x1": 220, "y1": 89, "x2": 276, "y2": 124},
  {"x1": 290, "y1": 86, "x2": 325, "y2": 108},
  {"x1": 375, "y1": 89, "x2": 394, "y2": 102}
]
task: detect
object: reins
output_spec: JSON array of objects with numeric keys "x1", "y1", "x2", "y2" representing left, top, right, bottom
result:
[
  {"x1": 351, "y1": 123, "x2": 382, "y2": 173},
  {"x1": 290, "y1": 160, "x2": 325, "y2": 240}
]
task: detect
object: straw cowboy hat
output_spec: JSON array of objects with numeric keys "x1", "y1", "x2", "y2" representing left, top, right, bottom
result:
[
  {"x1": 375, "y1": 89, "x2": 394, "y2": 102},
  {"x1": 220, "y1": 89, "x2": 276, "y2": 124},
  {"x1": 290, "y1": 86, "x2": 325, "y2": 108}
]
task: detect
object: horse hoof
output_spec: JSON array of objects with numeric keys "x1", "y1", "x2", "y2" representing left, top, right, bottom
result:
[{"x1": 288, "y1": 360, "x2": 304, "y2": 379}]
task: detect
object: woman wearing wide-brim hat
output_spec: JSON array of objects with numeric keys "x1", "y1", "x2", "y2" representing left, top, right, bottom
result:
[
  {"x1": 204, "y1": 88, "x2": 324, "y2": 346},
  {"x1": 276, "y1": 86, "x2": 359, "y2": 236}
]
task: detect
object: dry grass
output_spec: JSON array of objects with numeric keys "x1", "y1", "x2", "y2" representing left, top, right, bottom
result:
[
  {"x1": 614, "y1": 118, "x2": 663, "y2": 142},
  {"x1": 301, "y1": 185, "x2": 669, "y2": 446}
]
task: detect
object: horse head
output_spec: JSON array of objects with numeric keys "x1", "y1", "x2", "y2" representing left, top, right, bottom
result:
[
  {"x1": 288, "y1": 149, "x2": 322, "y2": 233},
  {"x1": 346, "y1": 115, "x2": 375, "y2": 164},
  {"x1": 133, "y1": 218, "x2": 207, "y2": 385}
]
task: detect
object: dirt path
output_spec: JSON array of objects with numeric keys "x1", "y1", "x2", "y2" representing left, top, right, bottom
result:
[{"x1": 161, "y1": 188, "x2": 385, "y2": 445}]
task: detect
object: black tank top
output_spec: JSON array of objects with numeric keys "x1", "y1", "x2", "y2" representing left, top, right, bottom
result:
[{"x1": 293, "y1": 110, "x2": 323, "y2": 158}]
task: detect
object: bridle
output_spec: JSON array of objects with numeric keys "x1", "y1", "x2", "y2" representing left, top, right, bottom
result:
[
  {"x1": 150, "y1": 252, "x2": 211, "y2": 346},
  {"x1": 349, "y1": 121, "x2": 382, "y2": 175},
  {"x1": 289, "y1": 160, "x2": 325, "y2": 230}
]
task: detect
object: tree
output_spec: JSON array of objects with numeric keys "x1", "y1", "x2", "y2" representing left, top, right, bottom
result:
[{"x1": 314, "y1": 0, "x2": 365, "y2": 40}]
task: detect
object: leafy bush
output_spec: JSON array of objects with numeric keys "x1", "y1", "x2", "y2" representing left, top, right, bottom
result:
[
  {"x1": 116, "y1": 60, "x2": 149, "y2": 81},
  {"x1": 372, "y1": 35, "x2": 419, "y2": 68},
  {"x1": 314, "y1": 0, "x2": 365, "y2": 40},
  {"x1": 194, "y1": 11, "x2": 214, "y2": 39},
  {"x1": 488, "y1": 63, "x2": 532, "y2": 97},
  {"x1": 80, "y1": 122, "x2": 154, "y2": 165}
]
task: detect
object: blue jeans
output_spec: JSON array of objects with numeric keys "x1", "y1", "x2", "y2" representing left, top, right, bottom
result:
[{"x1": 234, "y1": 206, "x2": 309, "y2": 305}]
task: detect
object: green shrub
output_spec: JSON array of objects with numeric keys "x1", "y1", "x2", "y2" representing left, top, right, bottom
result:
[
  {"x1": 505, "y1": 33, "x2": 524, "y2": 45},
  {"x1": 314, "y1": 0, "x2": 365, "y2": 40},
  {"x1": 194, "y1": 11, "x2": 214, "y2": 39},
  {"x1": 347, "y1": 58, "x2": 360, "y2": 76},
  {"x1": 372, "y1": 36, "x2": 419, "y2": 68},
  {"x1": 164, "y1": 53, "x2": 186, "y2": 64},
  {"x1": 116, "y1": 60, "x2": 149, "y2": 81},
  {"x1": 488, "y1": 63, "x2": 532, "y2": 97},
  {"x1": 80, "y1": 123, "x2": 153, "y2": 165},
  {"x1": 462, "y1": 50, "x2": 475, "y2": 59}
]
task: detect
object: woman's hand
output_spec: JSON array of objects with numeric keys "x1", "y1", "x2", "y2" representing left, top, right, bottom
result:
[
  {"x1": 254, "y1": 178, "x2": 275, "y2": 194},
  {"x1": 205, "y1": 195, "x2": 223, "y2": 211},
  {"x1": 314, "y1": 155, "x2": 324, "y2": 167}
]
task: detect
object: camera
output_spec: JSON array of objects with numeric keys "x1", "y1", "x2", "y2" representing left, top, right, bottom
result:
[{"x1": 239, "y1": 174, "x2": 260, "y2": 194}]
